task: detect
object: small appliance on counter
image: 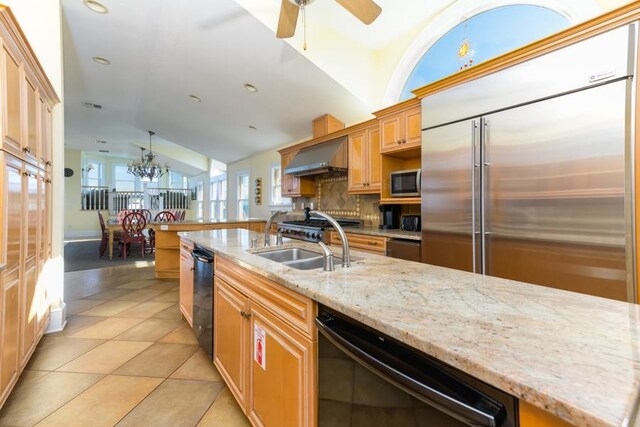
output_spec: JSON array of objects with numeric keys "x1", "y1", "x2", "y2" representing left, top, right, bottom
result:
[
  {"x1": 379, "y1": 205, "x2": 400, "y2": 229},
  {"x1": 401, "y1": 215, "x2": 421, "y2": 232}
]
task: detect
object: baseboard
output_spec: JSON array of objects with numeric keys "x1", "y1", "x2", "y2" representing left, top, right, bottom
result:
[
  {"x1": 64, "y1": 230, "x2": 101, "y2": 239},
  {"x1": 45, "y1": 302, "x2": 67, "y2": 333}
]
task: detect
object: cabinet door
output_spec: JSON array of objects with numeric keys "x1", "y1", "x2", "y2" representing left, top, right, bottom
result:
[
  {"x1": 3, "y1": 46, "x2": 22, "y2": 154},
  {"x1": 42, "y1": 104, "x2": 52, "y2": 171},
  {"x1": 1, "y1": 276, "x2": 20, "y2": 399},
  {"x1": 25, "y1": 165, "x2": 38, "y2": 263},
  {"x1": 347, "y1": 130, "x2": 367, "y2": 192},
  {"x1": 280, "y1": 152, "x2": 299, "y2": 196},
  {"x1": 380, "y1": 114, "x2": 402, "y2": 153},
  {"x1": 368, "y1": 128, "x2": 381, "y2": 191},
  {"x1": 247, "y1": 302, "x2": 316, "y2": 427},
  {"x1": 403, "y1": 106, "x2": 422, "y2": 149},
  {"x1": 24, "y1": 77, "x2": 38, "y2": 165},
  {"x1": 20, "y1": 261, "x2": 37, "y2": 364},
  {"x1": 179, "y1": 248, "x2": 194, "y2": 326},
  {"x1": 214, "y1": 277, "x2": 248, "y2": 410},
  {"x1": 4, "y1": 154, "x2": 22, "y2": 277}
]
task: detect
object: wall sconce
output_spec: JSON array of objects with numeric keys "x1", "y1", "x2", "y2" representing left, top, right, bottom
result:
[{"x1": 254, "y1": 177, "x2": 262, "y2": 205}]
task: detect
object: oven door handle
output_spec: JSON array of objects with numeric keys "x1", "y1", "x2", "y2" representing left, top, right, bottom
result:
[{"x1": 316, "y1": 315, "x2": 506, "y2": 427}]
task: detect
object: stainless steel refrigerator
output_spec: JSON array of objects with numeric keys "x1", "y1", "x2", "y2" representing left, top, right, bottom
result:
[{"x1": 421, "y1": 24, "x2": 636, "y2": 302}]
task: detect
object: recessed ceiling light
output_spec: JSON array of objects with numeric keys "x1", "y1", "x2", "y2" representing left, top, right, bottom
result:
[
  {"x1": 96, "y1": 140, "x2": 107, "y2": 144},
  {"x1": 98, "y1": 149, "x2": 110, "y2": 153},
  {"x1": 93, "y1": 56, "x2": 110, "y2": 65},
  {"x1": 189, "y1": 94, "x2": 202, "y2": 102},
  {"x1": 84, "y1": 0, "x2": 108, "y2": 14},
  {"x1": 248, "y1": 125, "x2": 257, "y2": 130},
  {"x1": 244, "y1": 83, "x2": 258, "y2": 93}
]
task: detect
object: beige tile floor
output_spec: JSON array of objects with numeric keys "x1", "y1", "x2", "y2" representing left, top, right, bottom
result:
[{"x1": 0, "y1": 264, "x2": 251, "y2": 427}]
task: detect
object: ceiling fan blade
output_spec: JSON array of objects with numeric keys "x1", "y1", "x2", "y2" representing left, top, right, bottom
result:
[
  {"x1": 335, "y1": 0, "x2": 381, "y2": 25},
  {"x1": 277, "y1": 0, "x2": 299, "y2": 38}
]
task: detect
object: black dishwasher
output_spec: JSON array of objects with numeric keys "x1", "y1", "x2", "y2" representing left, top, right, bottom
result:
[
  {"x1": 192, "y1": 246, "x2": 214, "y2": 359},
  {"x1": 316, "y1": 305, "x2": 517, "y2": 426}
]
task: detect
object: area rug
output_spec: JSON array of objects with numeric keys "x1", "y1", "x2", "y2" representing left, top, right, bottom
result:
[{"x1": 64, "y1": 239, "x2": 154, "y2": 272}]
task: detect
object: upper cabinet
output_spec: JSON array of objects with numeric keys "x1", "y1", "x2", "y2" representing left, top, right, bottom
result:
[
  {"x1": 377, "y1": 99, "x2": 422, "y2": 154},
  {"x1": 348, "y1": 122, "x2": 380, "y2": 194},
  {"x1": 0, "y1": 8, "x2": 58, "y2": 168},
  {"x1": 280, "y1": 149, "x2": 316, "y2": 198}
]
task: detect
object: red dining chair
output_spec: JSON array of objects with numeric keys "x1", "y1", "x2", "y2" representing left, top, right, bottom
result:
[
  {"x1": 154, "y1": 211, "x2": 176, "y2": 222},
  {"x1": 147, "y1": 210, "x2": 176, "y2": 254},
  {"x1": 116, "y1": 211, "x2": 146, "y2": 259}
]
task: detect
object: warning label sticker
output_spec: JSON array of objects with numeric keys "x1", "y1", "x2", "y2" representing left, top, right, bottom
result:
[{"x1": 254, "y1": 324, "x2": 266, "y2": 370}]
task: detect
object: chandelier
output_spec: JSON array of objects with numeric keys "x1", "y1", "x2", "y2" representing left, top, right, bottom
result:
[{"x1": 127, "y1": 130, "x2": 170, "y2": 181}]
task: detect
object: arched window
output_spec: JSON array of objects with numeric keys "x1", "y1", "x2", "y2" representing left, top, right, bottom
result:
[{"x1": 399, "y1": 5, "x2": 571, "y2": 101}]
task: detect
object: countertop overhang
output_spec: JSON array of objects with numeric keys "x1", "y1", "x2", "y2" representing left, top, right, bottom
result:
[{"x1": 179, "y1": 228, "x2": 640, "y2": 427}]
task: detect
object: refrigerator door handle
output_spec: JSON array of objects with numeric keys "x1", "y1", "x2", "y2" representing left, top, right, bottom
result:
[
  {"x1": 471, "y1": 120, "x2": 478, "y2": 273},
  {"x1": 481, "y1": 118, "x2": 489, "y2": 274}
]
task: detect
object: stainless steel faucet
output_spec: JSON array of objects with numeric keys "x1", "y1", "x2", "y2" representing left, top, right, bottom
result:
[
  {"x1": 310, "y1": 210, "x2": 350, "y2": 268},
  {"x1": 264, "y1": 210, "x2": 287, "y2": 246},
  {"x1": 317, "y1": 241, "x2": 335, "y2": 271}
]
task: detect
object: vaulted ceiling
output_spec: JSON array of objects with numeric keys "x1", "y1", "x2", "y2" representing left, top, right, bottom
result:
[{"x1": 61, "y1": 0, "x2": 623, "y2": 175}]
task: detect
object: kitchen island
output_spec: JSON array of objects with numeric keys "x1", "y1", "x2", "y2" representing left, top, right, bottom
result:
[
  {"x1": 153, "y1": 219, "x2": 266, "y2": 278},
  {"x1": 180, "y1": 228, "x2": 640, "y2": 427}
]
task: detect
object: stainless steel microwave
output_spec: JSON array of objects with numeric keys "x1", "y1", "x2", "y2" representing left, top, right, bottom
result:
[{"x1": 390, "y1": 169, "x2": 421, "y2": 197}]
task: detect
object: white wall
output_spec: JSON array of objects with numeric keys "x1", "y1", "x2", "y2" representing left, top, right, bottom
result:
[
  {"x1": 3, "y1": 0, "x2": 66, "y2": 332},
  {"x1": 227, "y1": 149, "x2": 288, "y2": 220}
]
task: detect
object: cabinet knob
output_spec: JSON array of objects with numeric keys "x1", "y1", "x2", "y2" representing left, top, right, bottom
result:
[
  {"x1": 45, "y1": 160, "x2": 52, "y2": 166},
  {"x1": 369, "y1": 241, "x2": 378, "y2": 245},
  {"x1": 396, "y1": 140, "x2": 401, "y2": 145},
  {"x1": 46, "y1": 178, "x2": 52, "y2": 183},
  {"x1": 23, "y1": 146, "x2": 31, "y2": 154},
  {"x1": 190, "y1": 267, "x2": 195, "y2": 271},
  {"x1": 402, "y1": 139, "x2": 406, "y2": 144},
  {"x1": 240, "y1": 310, "x2": 252, "y2": 319}
]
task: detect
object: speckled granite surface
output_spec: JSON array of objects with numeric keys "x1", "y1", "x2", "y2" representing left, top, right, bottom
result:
[
  {"x1": 345, "y1": 226, "x2": 421, "y2": 240},
  {"x1": 180, "y1": 229, "x2": 640, "y2": 427}
]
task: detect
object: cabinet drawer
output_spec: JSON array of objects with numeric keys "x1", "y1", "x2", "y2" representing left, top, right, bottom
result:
[
  {"x1": 329, "y1": 231, "x2": 387, "y2": 254},
  {"x1": 215, "y1": 256, "x2": 316, "y2": 339},
  {"x1": 180, "y1": 239, "x2": 193, "y2": 253}
]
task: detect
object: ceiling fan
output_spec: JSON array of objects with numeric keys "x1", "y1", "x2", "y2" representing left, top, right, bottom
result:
[{"x1": 277, "y1": 0, "x2": 382, "y2": 48}]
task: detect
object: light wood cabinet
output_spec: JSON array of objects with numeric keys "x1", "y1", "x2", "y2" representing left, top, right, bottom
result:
[
  {"x1": 179, "y1": 240, "x2": 194, "y2": 326},
  {"x1": 280, "y1": 150, "x2": 315, "y2": 198},
  {"x1": 249, "y1": 222, "x2": 265, "y2": 233},
  {"x1": 214, "y1": 256, "x2": 317, "y2": 427},
  {"x1": 327, "y1": 230, "x2": 387, "y2": 255},
  {"x1": 214, "y1": 277, "x2": 249, "y2": 409},
  {"x1": 156, "y1": 221, "x2": 264, "y2": 279},
  {"x1": 0, "y1": 276, "x2": 20, "y2": 405},
  {"x1": 379, "y1": 103, "x2": 421, "y2": 154},
  {"x1": 519, "y1": 401, "x2": 574, "y2": 427},
  {"x1": 348, "y1": 124, "x2": 380, "y2": 194},
  {"x1": 0, "y1": 6, "x2": 58, "y2": 408}
]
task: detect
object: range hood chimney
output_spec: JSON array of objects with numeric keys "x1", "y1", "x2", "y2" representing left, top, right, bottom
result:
[{"x1": 284, "y1": 137, "x2": 348, "y2": 176}]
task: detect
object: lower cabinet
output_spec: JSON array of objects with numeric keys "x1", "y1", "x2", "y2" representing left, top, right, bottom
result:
[
  {"x1": 0, "y1": 275, "x2": 20, "y2": 404},
  {"x1": 246, "y1": 302, "x2": 316, "y2": 427},
  {"x1": 179, "y1": 240, "x2": 194, "y2": 327},
  {"x1": 214, "y1": 257, "x2": 317, "y2": 427}
]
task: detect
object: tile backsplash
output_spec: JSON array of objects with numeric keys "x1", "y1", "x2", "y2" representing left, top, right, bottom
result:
[{"x1": 292, "y1": 173, "x2": 380, "y2": 226}]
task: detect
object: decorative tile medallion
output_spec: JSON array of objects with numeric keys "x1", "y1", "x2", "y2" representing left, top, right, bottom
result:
[{"x1": 316, "y1": 175, "x2": 359, "y2": 217}]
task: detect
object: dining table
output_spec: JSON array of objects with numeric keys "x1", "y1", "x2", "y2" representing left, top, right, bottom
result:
[{"x1": 105, "y1": 220, "x2": 154, "y2": 260}]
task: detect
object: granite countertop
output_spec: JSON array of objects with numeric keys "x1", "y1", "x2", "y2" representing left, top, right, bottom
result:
[
  {"x1": 179, "y1": 229, "x2": 640, "y2": 427},
  {"x1": 343, "y1": 225, "x2": 421, "y2": 241},
  {"x1": 150, "y1": 218, "x2": 266, "y2": 225}
]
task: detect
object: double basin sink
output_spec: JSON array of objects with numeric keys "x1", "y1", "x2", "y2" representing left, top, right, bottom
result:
[{"x1": 252, "y1": 247, "x2": 341, "y2": 270}]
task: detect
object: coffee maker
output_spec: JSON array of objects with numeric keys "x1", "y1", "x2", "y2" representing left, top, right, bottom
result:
[{"x1": 378, "y1": 205, "x2": 400, "y2": 229}]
